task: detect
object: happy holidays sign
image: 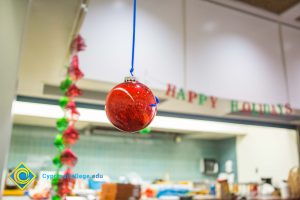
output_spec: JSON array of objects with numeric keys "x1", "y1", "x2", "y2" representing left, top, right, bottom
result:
[{"x1": 165, "y1": 84, "x2": 293, "y2": 116}]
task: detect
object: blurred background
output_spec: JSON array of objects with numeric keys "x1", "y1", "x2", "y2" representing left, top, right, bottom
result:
[{"x1": 1, "y1": 0, "x2": 300, "y2": 200}]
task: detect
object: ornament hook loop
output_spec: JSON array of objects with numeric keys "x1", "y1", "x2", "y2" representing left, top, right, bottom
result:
[{"x1": 124, "y1": 76, "x2": 137, "y2": 82}]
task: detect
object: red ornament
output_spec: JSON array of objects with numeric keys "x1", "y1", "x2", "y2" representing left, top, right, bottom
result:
[
  {"x1": 69, "y1": 55, "x2": 84, "y2": 81},
  {"x1": 63, "y1": 126, "x2": 79, "y2": 145},
  {"x1": 105, "y1": 77, "x2": 157, "y2": 132},
  {"x1": 66, "y1": 101, "x2": 80, "y2": 121},
  {"x1": 57, "y1": 169, "x2": 75, "y2": 197},
  {"x1": 63, "y1": 168, "x2": 75, "y2": 184},
  {"x1": 60, "y1": 148, "x2": 78, "y2": 167},
  {"x1": 65, "y1": 84, "x2": 82, "y2": 98},
  {"x1": 72, "y1": 35, "x2": 86, "y2": 52}
]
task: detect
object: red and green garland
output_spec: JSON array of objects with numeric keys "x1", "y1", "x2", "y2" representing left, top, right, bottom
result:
[{"x1": 52, "y1": 35, "x2": 86, "y2": 200}]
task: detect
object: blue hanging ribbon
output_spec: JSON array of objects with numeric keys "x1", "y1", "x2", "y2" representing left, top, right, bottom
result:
[
  {"x1": 130, "y1": 0, "x2": 159, "y2": 107},
  {"x1": 150, "y1": 96, "x2": 160, "y2": 107},
  {"x1": 130, "y1": 0, "x2": 137, "y2": 76}
]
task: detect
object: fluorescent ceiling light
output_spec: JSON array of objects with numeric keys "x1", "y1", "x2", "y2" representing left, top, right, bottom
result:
[{"x1": 12, "y1": 101, "x2": 246, "y2": 135}]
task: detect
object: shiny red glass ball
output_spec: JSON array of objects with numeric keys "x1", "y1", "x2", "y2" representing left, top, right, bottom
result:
[{"x1": 105, "y1": 77, "x2": 157, "y2": 132}]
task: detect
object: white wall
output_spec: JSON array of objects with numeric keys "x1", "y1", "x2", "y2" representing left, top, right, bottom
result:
[
  {"x1": 80, "y1": 0, "x2": 185, "y2": 90},
  {"x1": 236, "y1": 126, "x2": 299, "y2": 185},
  {"x1": 282, "y1": 26, "x2": 300, "y2": 109},
  {"x1": 0, "y1": 0, "x2": 29, "y2": 195},
  {"x1": 186, "y1": 0, "x2": 288, "y2": 105}
]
